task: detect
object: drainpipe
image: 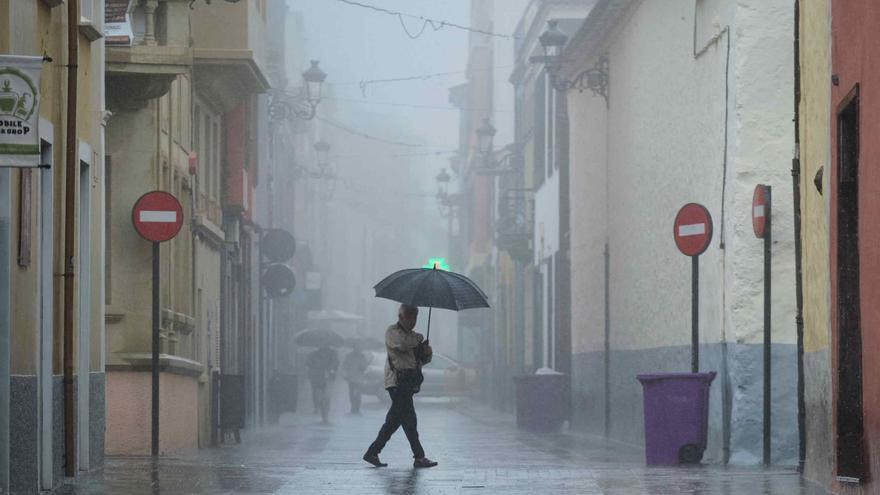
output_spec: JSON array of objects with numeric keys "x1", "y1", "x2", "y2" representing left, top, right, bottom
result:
[
  {"x1": 63, "y1": 0, "x2": 80, "y2": 478},
  {"x1": 792, "y1": 0, "x2": 807, "y2": 473}
]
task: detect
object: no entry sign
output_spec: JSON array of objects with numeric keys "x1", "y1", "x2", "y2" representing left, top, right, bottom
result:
[
  {"x1": 132, "y1": 191, "x2": 183, "y2": 243},
  {"x1": 132, "y1": 190, "x2": 185, "y2": 458},
  {"x1": 753, "y1": 185, "x2": 770, "y2": 238},
  {"x1": 673, "y1": 203, "x2": 713, "y2": 257}
]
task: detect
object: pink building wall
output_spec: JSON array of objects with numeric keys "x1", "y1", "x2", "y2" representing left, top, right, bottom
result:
[{"x1": 105, "y1": 372, "x2": 199, "y2": 455}]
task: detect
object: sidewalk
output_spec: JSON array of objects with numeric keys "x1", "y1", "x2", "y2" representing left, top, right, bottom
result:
[{"x1": 54, "y1": 395, "x2": 827, "y2": 494}]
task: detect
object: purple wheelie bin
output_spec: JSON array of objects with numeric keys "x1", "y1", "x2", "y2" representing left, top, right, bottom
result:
[
  {"x1": 636, "y1": 372, "x2": 716, "y2": 465},
  {"x1": 514, "y1": 372, "x2": 568, "y2": 432}
]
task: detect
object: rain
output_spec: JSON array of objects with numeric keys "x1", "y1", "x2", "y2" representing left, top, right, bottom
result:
[{"x1": 0, "y1": 0, "x2": 867, "y2": 494}]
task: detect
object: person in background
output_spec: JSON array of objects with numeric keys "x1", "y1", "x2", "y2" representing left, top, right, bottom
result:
[
  {"x1": 342, "y1": 341, "x2": 370, "y2": 414},
  {"x1": 306, "y1": 345, "x2": 339, "y2": 424}
]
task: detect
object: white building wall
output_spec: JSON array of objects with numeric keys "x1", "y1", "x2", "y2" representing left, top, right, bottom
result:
[
  {"x1": 568, "y1": 89, "x2": 607, "y2": 357},
  {"x1": 534, "y1": 171, "x2": 560, "y2": 263},
  {"x1": 567, "y1": 0, "x2": 797, "y2": 465}
]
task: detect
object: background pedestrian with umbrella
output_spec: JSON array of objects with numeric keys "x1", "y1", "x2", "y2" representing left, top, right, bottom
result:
[
  {"x1": 363, "y1": 263, "x2": 489, "y2": 468},
  {"x1": 295, "y1": 327, "x2": 343, "y2": 424}
]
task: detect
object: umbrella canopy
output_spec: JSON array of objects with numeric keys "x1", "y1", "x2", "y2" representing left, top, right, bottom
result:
[
  {"x1": 373, "y1": 267, "x2": 490, "y2": 340},
  {"x1": 293, "y1": 328, "x2": 345, "y2": 348},
  {"x1": 373, "y1": 268, "x2": 490, "y2": 311}
]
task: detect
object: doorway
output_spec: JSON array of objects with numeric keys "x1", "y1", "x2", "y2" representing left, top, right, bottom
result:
[{"x1": 835, "y1": 86, "x2": 864, "y2": 482}]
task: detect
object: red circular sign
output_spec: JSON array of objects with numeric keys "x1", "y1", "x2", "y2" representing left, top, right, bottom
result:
[
  {"x1": 752, "y1": 185, "x2": 770, "y2": 238},
  {"x1": 673, "y1": 203, "x2": 713, "y2": 257},
  {"x1": 131, "y1": 191, "x2": 184, "y2": 243}
]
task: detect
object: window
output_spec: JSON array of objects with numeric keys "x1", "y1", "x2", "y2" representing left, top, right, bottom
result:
[
  {"x1": 205, "y1": 113, "x2": 212, "y2": 198},
  {"x1": 105, "y1": 156, "x2": 112, "y2": 304},
  {"x1": 80, "y1": 0, "x2": 93, "y2": 23},
  {"x1": 78, "y1": 0, "x2": 103, "y2": 41},
  {"x1": 533, "y1": 73, "x2": 546, "y2": 187},
  {"x1": 213, "y1": 121, "x2": 220, "y2": 200},
  {"x1": 193, "y1": 97, "x2": 223, "y2": 220},
  {"x1": 193, "y1": 105, "x2": 201, "y2": 194}
]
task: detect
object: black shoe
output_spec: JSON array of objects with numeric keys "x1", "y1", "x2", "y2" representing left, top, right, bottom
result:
[
  {"x1": 413, "y1": 457, "x2": 438, "y2": 468},
  {"x1": 363, "y1": 453, "x2": 387, "y2": 467}
]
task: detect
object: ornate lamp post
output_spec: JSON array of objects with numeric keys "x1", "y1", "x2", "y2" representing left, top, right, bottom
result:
[
  {"x1": 269, "y1": 60, "x2": 328, "y2": 122},
  {"x1": 534, "y1": 21, "x2": 609, "y2": 103},
  {"x1": 314, "y1": 140, "x2": 331, "y2": 171},
  {"x1": 303, "y1": 61, "x2": 328, "y2": 108},
  {"x1": 435, "y1": 168, "x2": 456, "y2": 217},
  {"x1": 473, "y1": 119, "x2": 523, "y2": 176},
  {"x1": 476, "y1": 118, "x2": 497, "y2": 157}
]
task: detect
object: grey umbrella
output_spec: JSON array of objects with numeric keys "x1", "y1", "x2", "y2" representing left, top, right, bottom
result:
[{"x1": 373, "y1": 265, "x2": 490, "y2": 340}]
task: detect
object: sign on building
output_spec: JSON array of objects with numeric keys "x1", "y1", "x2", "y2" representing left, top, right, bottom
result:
[
  {"x1": 0, "y1": 56, "x2": 42, "y2": 167},
  {"x1": 104, "y1": 0, "x2": 134, "y2": 46}
]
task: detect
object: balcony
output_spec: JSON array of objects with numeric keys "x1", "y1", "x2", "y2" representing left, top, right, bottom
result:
[
  {"x1": 105, "y1": 0, "x2": 193, "y2": 110},
  {"x1": 190, "y1": 0, "x2": 270, "y2": 109}
]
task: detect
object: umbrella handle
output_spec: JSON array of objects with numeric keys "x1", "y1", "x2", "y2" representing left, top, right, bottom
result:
[{"x1": 426, "y1": 307, "x2": 432, "y2": 342}]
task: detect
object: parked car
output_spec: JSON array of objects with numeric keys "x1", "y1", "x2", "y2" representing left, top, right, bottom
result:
[{"x1": 363, "y1": 351, "x2": 478, "y2": 399}]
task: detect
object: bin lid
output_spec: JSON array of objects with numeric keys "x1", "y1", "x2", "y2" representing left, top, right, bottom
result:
[
  {"x1": 535, "y1": 367, "x2": 563, "y2": 375},
  {"x1": 636, "y1": 371, "x2": 716, "y2": 383}
]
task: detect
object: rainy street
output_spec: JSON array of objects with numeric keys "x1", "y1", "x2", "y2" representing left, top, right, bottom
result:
[
  {"x1": 1, "y1": 0, "x2": 876, "y2": 493},
  {"x1": 54, "y1": 391, "x2": 821, "y2": 495}
]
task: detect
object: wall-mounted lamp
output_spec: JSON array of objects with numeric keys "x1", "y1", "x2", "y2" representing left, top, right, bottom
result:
[
  {"x1": 269, "y1": 60, "x2": 328, "y2": 121},
  {"x1": 533, "y1": 20, "x2": 609, "y2": 104}
]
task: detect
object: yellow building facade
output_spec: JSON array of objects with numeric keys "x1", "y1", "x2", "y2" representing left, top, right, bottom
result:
[
  {"x1": 0, "y1": 0, "x2": 107, "y2": 492},
  {"x1": 104, "y1": 0, "x2": 269, "y2": 455},
  {"x1": 797, "y1": 0, "x2": 833, "y2": 488}
]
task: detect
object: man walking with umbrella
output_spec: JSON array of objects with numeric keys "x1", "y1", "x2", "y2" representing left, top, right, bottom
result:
[
  {"x1": 364, "y1": 263, "x2": 489, "y2": 468},
  {"x1": 363, "y1": 304, "x2": 438, "y2": 468}
]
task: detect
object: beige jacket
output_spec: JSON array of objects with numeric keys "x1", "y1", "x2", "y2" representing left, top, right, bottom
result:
[{"x1": 384, "y1": 322, "x2": 432, "y2": 389}]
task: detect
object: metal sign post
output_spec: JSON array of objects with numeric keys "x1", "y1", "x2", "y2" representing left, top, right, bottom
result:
[
  {"x1": 151, "y1": 242, "x2": 160, "y2": 457},
  {"x1": 132, "y1": 191, "x2": 183, "y2": 458},
  {"x1": 753, "y1": 184, "x2": 772, "y2": 466},
  {"x1": 673, "y1": 203, "x2": 714, "y2": 373}
]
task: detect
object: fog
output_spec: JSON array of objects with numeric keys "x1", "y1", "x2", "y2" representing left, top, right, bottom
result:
[{"x1": 284, "y1": 0, "x2": 526, "y2": 360}]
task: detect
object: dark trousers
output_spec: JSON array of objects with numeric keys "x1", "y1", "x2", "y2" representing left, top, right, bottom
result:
[
  {"x1": 347, "y1": 381, "x2": 362, "y2": 413},
  {"x1": 367, "y1": 387, "x2": 424, "y2": 458}
]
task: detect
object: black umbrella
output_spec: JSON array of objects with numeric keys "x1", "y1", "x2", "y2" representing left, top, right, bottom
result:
[
  {"x1": 293, "y1": 328, "x2": 345, "y2": 348},
  {"x1": 373, "y1": 265, "x2": 490, "y2": 340}
]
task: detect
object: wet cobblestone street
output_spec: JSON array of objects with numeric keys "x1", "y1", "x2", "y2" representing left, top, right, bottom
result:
[{"x1": 55, "y1": 397, "x2": 827, "y2": 494}]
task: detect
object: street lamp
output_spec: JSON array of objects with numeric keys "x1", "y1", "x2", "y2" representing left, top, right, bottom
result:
[
  {"x1": 538, "y1": 20, "x2": 568, "y2": 68},
  {"x1": 314, "y1": 140, "x2": 331, "y2": 171},
  {"x1": 476, "y1": 118, "x2": 497, "y2": 157},
  {"x1": 535, "y1": 20, "x2": 609, "y2": 103},
  {"x1": 269, "y1": 60, "x2": 328, "y2": 121},
  {"x1": 303, "y1": 60, "x2": 328, "y2": 106},
  {"x1": 435, "y1": 168, "x2": 451, "y2": 198}
]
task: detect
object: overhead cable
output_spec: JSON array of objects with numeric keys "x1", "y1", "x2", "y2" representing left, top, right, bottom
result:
[
  {"x1": 326, "y1": 95, "x2": 511, "y2": 113},
  {"x1": 318, "y1": 116, "x2": 446, "y2": 148},
  {"x1": 332, "y1": 149, "x2": 459, "y2": 160},
  {"x1": 351, "y1": 65, "x2": 514, "y2": 95},
  {"x1": 333, "y1": 0, "x2": 516, "y2": 40}
]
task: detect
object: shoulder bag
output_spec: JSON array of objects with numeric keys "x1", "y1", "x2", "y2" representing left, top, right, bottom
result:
[{"x1": 388, "y1": 354, "x2": 424, "y2": 394}]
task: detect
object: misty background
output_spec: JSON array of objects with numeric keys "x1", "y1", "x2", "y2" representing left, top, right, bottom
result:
[{"x1": 284, "y1": 0, "x2": 528, "y2": 358}]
